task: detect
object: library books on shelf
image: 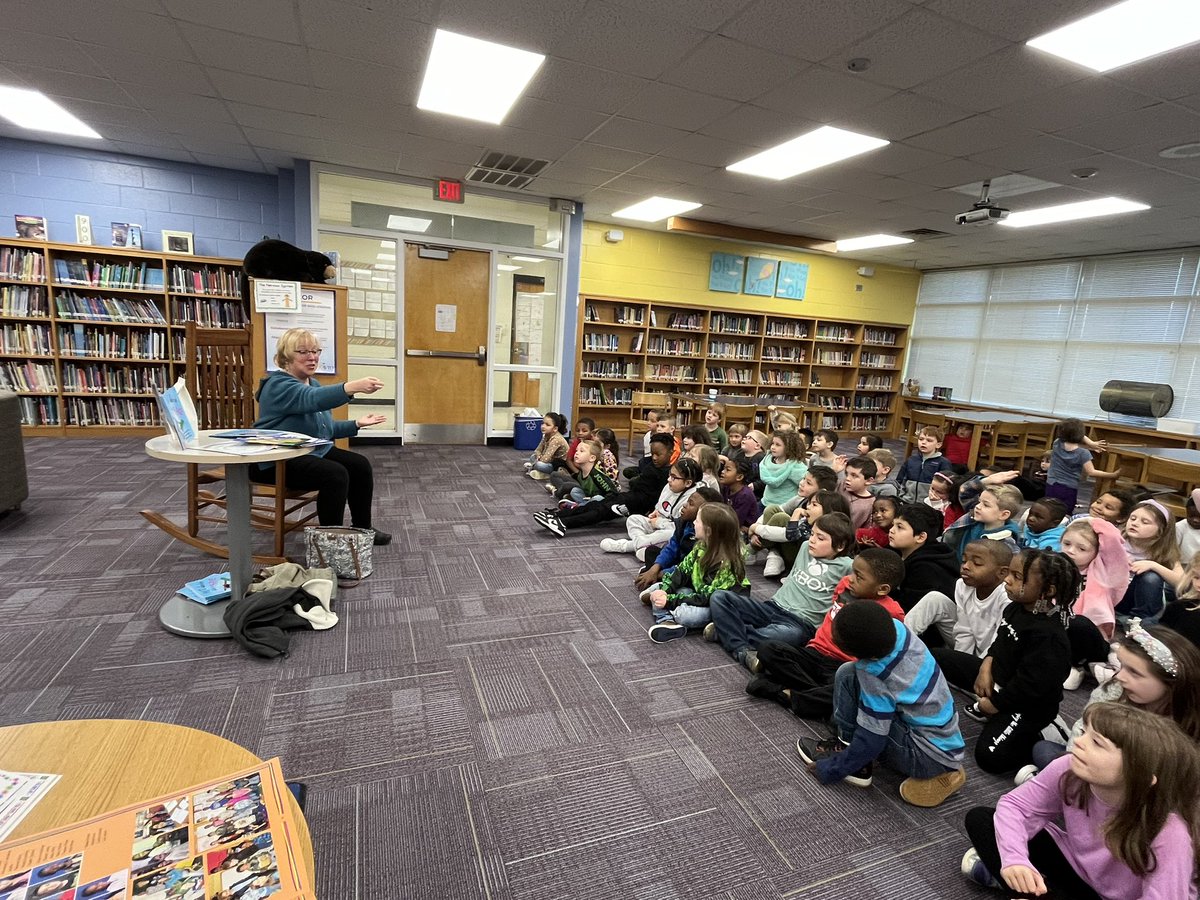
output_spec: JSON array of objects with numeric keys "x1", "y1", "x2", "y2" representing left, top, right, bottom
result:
[
  {"x1": 0, "y1": 237, "x2": 247, "y2": 435},
  {"x1": 576, "y1": 295, "x2": 907, "y2": 438}
]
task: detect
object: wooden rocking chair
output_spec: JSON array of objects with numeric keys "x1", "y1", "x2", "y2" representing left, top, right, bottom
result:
[{"x1": 141, "y1": 323, "x2": 319, "y2": 563}]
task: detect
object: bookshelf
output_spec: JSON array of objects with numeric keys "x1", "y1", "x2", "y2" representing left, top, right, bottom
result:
[
  {"x1": 576, "y1": 296, "x2": 907, "y2": 438},
  {"x1": 0, "y1": 237, "x2": 247, "y2": 436}
]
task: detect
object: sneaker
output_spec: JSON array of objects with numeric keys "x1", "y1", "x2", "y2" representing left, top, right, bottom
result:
[
  {"x1": 1062, "y1": 665, "x2": 1085, "y2": 691},
  {"x1": 1040, "y1": 715, "x2": 1070, "y2": 744},
  {"x1": 639, "y1": 584, "x2": 659, "y2": 606},
  {"x1": 544, "y1": 483, "x2": 557, "y2": 495},
  {"x1": 523, "y1": 461, "x2": 533, "y2": 470},
  {"x1": 795, "y1": 738, "x2": 873, "y2": 787},
  {"x1": 1090, "y1": 662, "x2": 1117, "y2": 685},
  {"x1": 745, "y1": 675, "x2": 787, "y2": 703},
  {"x1": 600, "y1": 538, "x2": 633, "y2": 553},
  {"x1": 1014, "y1": 764, "x2": 1040, "y2": 787},
  {"x1": 961, "y1": 702, "x2": 987, "y2": 723},
  {"x1": 740, "y1": 648, "x2": 762, "y2": 673},
  {"x1": 648, "y1": 621, "x2": 687, "y2": 643},
  {"x1": 372, "y1": 530, "x2": 392, "y2": 546},
  {"x1": 536, "y1": 514, "x2": 565, "y2": 537},
  {"x1": 702, "y1": 622, "x2": 719, "y2": 643},
  {"x1": 899, "y1": 767, "x2": 966, "y2": 807},
  {"x1": 744, "y1": 550, "x2": 760, "y2": 566},
  {"x1": 558, "y1": 499, "x2": 578, "y2": 511},
  {"x1": 763, "y1": 550, "x2": 786, "y2": 577},
  {"x1": 635, "y1": 546, "x2": 648, "y2": 562},
  {"x1": 961, "y1": 848, "x2": 1002, "y2": 889},
  {"x1": 610, "y1": 503, "x2": 630, "y2": 517},
  {"x1": 528, "y1": 469, "x2": 549, "y2": 481}
]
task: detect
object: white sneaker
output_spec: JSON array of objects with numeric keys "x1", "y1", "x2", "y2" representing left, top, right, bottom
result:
[
  {"x1": 1013, "y1": 765, "x2": 1039, "y2": 787},
  {"x1": 1090, "y1": 662, "x2": 1117, "y2": 685},
  {"x1": 763, "y1": 550, "x2": 786, "y2": 577},
  {"x1": 599, "y1": 538, "x2": 633, "y2": 553},
  {"x1": 1062, "y1": 666, "x2": 1085, "y2": 691}
]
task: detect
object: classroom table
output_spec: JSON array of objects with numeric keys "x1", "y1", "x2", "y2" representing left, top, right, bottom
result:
[
  {"x1": 935, "y1": 408, "x2": 1058, "y2": 470},
  {"x1": 0, "y1": 719, "x2": 315, "y2": 881},
  {"x1": 1095, "y1": 444, "x2": 1200, "y2": 496},
  {"x1": 144, "y1": 432, "x2": 311, "y2": 639},
  {"x1": 668, "y1": 392, "x2": 818, "y2": 427}
]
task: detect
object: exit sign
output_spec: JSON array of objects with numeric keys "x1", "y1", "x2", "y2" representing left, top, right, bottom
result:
[{"x1": 434, "y1": 178, "x2": 464, "y2": 203}]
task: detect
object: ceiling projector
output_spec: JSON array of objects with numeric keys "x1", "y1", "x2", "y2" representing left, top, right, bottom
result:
[{"x1": 955, "y1": 179, "x2": 1009, "y2": 226}]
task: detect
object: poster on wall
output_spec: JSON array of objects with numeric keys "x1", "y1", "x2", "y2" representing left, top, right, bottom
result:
[
  {"x1": 264, "y1": 287, "x2": 337, "y2": 374},
  {"x1": 775, "y1": 261, "x2": 809, "y2": 300},
  {"x1": 743, "y1": 257, "x2": 778, "y2": 296},
  {"x1": 708, "y1": 252, "x2": 745, "y2": 293},
  {"x1": 512, "y1": 275, "x2": 545, "y2": 366},
  {"x1": 253, "y1": 279, "x2": 302, "y2": 313}
]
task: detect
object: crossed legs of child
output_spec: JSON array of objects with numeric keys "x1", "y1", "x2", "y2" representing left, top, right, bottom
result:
[
  {"x1": 962, "y1": 807, "x2": 1102, "y2": 899},
  {"x1": 756, "y1": 505, "x2": 801, "y2": 576},
  {"x1": 1115, "y1": 570, "x2": 1172, "y2": 626},
  {"x1": 709, "y1": 590, "x2": 816, "y2": 670},
  {"x1": 601, "y1": 514, "x2": 674, "y2": 554},
  {"x1": 902, "y1": 591, "x2": 958, "y2": 648},
  {"x1": 746, "y1": 639, "x2": 840, "y2": 718},
  {"x1": 647, "y1": 596, "x2": 711, "y2": 643}
]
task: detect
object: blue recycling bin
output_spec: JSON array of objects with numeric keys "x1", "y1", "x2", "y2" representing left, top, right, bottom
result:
[{"x1": 513, "y1": 415, "x2": 542, "y2": 451}]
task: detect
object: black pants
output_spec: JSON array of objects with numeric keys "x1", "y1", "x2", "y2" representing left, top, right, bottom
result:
[
  {"x1": 249, "y1": 446, "x2": 374, "y2": 528},
  {"x1": 931, "y1": 649, "x2": 1055, "y2": 774},
  {"x1": 1067, "y1": 616, "x2": 1109, "y2": 665},
  {"x1": 757, "y1": 641, "x2": 841, "y2": 719},
  {"x1": 964, "y1": 806, "x2": 1101, "y2": 899}
]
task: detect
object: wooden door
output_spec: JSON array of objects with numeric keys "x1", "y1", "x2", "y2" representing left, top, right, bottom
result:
[{"x1": 403, "y1": 244, "x2": 490, "y2": 443}]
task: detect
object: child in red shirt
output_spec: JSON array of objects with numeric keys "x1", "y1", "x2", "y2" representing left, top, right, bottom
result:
[
  {"x1": 745, "y1": 548, "x2": 906, "y2": 720},
  {"x1": 856, "y1": 496, "x2": 899, "y2": 548}
]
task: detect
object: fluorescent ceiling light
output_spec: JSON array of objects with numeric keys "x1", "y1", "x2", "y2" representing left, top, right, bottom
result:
[
  {"x1": 386, "y1": 214, "x2": 433, "y2": 232},
  {"x1": 612, "y1": 196, "x2": 702, "y2": 222},
  {"x1": 1027, "y1": 0, "x2": 1200, "y2": 72},
  {"x1": 0, "y1": 86, "x2": 100, "y2": 138},
  {"x1": 727, "y1": 126, "x2": 888, "y2": 180},
  {"x1": 510, "y1": 256, "x2": 545, "y2": 263},
  {"x1": 1000, "y1": 197, "x2": 1150, "y2": 228},
  {"x1": 835, "y1": 234, "x2": 914, "y2": 252},
  {"x1": 497, "y1": 264, "x2": 522, "y2": 271},
  {"x1": 376, "y1": 253, "x2": 395, "y2": 260},
  {"x1": 417, "y1": 29, "x2": 545, "y2": 124}
]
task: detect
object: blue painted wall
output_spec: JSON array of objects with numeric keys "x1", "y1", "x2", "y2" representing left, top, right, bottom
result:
[{"x1": 0, "y1": 137, "x2": 293, "y2": 259}]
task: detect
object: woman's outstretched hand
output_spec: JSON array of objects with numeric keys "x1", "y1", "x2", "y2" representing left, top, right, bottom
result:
[
  {"x1": 347, "y1": 377, "x2": 384, "y2": 395},
  {"x1": 356, "y1": 414, "x2": 387, "y2": 428}
]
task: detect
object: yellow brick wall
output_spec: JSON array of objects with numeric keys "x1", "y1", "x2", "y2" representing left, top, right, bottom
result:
[{"x1": 579, "y1": 222, "x2": 920, "y2": 326}]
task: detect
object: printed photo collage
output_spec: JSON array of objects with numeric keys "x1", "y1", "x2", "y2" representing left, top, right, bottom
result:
[{"x1": 0, "y1": 773, "x2": 284, "y2": 900}]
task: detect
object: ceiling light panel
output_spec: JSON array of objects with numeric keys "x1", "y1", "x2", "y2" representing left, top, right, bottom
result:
[
  {"x1": 1000, "y1": 197, "x2": 1150, "y2": 228},
  {"x1": 386, "y1": 214, "x2": 433, "y2": 232},
  {"x1": 612, "y1": 197, "x2": 702, "y2": 221},
  {"x1": 417, "y1": 29, "x2": 545, "y2": 124},
  {"x1": 835, "y1": 234, "x2": 914, "y2": 252},
  {"x1": 0, "y1": 86, "x2": 101, "y2": 138},
  {"x1": 727, "y1": 126, "x2": 889, "y2": 180},
  {"x1": 1027, "y1": 0, "x2": 1200, "y2": 72}
]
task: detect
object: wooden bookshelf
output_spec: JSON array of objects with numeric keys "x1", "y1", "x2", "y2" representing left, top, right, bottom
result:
[
  {"x1": 0, "y1": 237, "x2": 247, "y2": 436},
  {"x1": 576, "y1": 295, "x2": 907, "y2": 438}
]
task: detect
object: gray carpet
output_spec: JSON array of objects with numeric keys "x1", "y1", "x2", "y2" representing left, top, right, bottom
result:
[{"x1": 0, "y1": 439, "x2": 1086, "y2": 898}]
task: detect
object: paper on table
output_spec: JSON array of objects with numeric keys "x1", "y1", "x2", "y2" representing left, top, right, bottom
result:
[{"x1": 0, "y1": 770, "x2": 60, "y2": 842}]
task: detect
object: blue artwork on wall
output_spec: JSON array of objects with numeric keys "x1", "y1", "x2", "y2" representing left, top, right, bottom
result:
[
  {"x1": 708, "y1": 252, "x2": 745, "y2": 293},
  {"x1": 743, "y1": 256, "x2": 778, "y2": 296},
  {"x1": 775, "y1": 260, "x2": 809, "y2": 300}
]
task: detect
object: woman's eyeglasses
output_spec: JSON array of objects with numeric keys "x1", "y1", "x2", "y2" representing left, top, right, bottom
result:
[{"x1": 295, "y1": 348, "x2": 323, "y2": 357}]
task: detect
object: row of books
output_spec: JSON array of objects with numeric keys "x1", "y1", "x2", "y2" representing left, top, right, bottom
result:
[
  {"x1": 764, "y1": 320, "x2": 809, "y2": 338},
  {"x1": 170, "y1": 298, "x2": 248, "y2": 328},
  {"x1": 762, "y1": 346, "x2": 806, "y2": 362},
  {"x1": 857, "y1": 375, "x2": 894, "y2": 389},
  {"x1": 645, "y1": 336, "x2": 700, "y2": 355},
  {"x1": 65, "y1": 395, "x2": 159, "y2": 426},
  {"x1": 582, "y1": 333, "x2": 621, "y2": 351},
  {"x1": 709, "y1": 314, "x2": 759, "y2": 335},
  {"x1": 815, "y1": 350, "x2": 855, "y2": 366},
  {"x1": 815, "y1": 325, "x2": 855, "y2": 342},
  {"x1": 707, "y1": 341, "x2": 757, "y2": 360},
  {"x1": 57, "y1": 324, "x2": 170, "y2": 359},
  {"x1": 0, "y1": 284, "x2": 48, "y2": 317},
  {"x1": 18, "y1": 395, "x2": 59, "y2": 425},
  {"x1": 759, "y1": 370, "x2": 806, "y2": 386},
  {"x1": 813, "y1": 394, "x2": 852, "y2": 410},
  {"x1": 665, "y1": 312, "x2": 703, "y2": 330},
  {"x1": 61, "y1": 362, "x2": 170, "y2": 394},
  {"x1": 0, "y1": 360, "x2": 56, "y2": 392},
  {"x1": 53, "y1": 257, "x2": 165, "y2": 290},
  {"x1": 581, "y1": 361, "x2": 640, "y2": 378},
  {"x1": 647, "y1": 364, "x2": 698, "y2": 381},
  {"x1": 0, "y1": 247, "x2": 46, "y2": 282},
  {"x1": 169, "y1": 264, "x2": 241, "y2": 297},
  {"x1": 705, "y1": 367, "x2": 754, "y2": 384},
  {"x1": 853, "y1": 396, "x2": 893, "y2": 411},
  {"x1": 860, "y1": 352, "x2": 899, "y2": 368},
  {"x1": 851, "y1": 414, "x2": 892, "y2": 431},
  {"x1": 55, "y1": 291, "x2": 168, "y2": 324},
  {"x1": 863, "y1": 327, "x2": 900, "y2": 346},
  {"x1": 579, "y1": 385, "x2": 634, "y2": 405},
  {"x1": 1, "y1": 322, "x2": 52, "y2": 355}
]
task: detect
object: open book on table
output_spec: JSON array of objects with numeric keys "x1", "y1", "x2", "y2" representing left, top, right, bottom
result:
[
  {"x1": 209, "y1": 428, "x2": 331, "y2": 449},
  {"x1": 154, "y1": 379, "x2": 275, "y2": 456}
]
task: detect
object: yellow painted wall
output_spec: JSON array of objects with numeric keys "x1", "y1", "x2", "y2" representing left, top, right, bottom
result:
[{"x1": 579, "y1": 222, "x2": 920, "y2": 326}]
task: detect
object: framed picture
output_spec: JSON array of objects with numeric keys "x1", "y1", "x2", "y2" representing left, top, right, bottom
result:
[
  {"x1": 162, "y1": 230, "x2": 194, "y2": 255},
  {"x1": 775, "y1": 261, "x2": 810, "y2": 300},
  {"x1": 743, "y1": 256, "x2": 778, "y2": 296},
  {"x1": 111, "y1": 222, "x2": 131, "y2": 247},
  {"x1": 75, "y1": 214, "x2": 93, "y2": 245},
  {"x1": 708, "y1": 252, "x2": 745, "y2": 293},
  {"x1": 128, "y1": 224, "x2": 143, "y2": 249},
  {"x1": 14, "y1": 215, "x2": 48, "y2": 240}
]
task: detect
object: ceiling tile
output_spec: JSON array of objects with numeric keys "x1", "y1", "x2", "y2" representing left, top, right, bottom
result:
[
  {"x1": 721, "y1": 0, "x2": 914, "y2": 63},
  {"x1": 898, "y1": 157, "x2": 997, "y2": 188},
  {"x1": 527, "y1": 58, "x2": 652, "y2": 115},
  {"x1": 628, "y1": 156, "x2": 721, "y2": 183},
  {"x1": 604, "y1": 0, "x2": 757, "y2": 31},
  {"x1": 966, "y1": 134, "x2": 1104, "y2": 172},
  {"x1": 662, "y1": 36, "x2": 803, "y2": 102},
  {"x1": 585, "y1": 117, "x2": 691, "y2": 155},
  {"x1": 0, "y1": 30, "x2": 107, "y2": 77},
  {"x1": 755, "y1": 65, "x2": 896, "y2": 122},
  {"x1": 907, "y1": 114, "x2": 1042, "y2": 157},
  {"x1": 700, "y1": 105, "x2": 818, "y2": 150},
  {"x1": 833, "y1": 91, "x2": 974, "y2": 143},
  {"x1": 437, "y1": 0, "x2": 591, "y2": 52},
  {"x1": 207, "y1": 71, "x2": 327, "y2": 114},
  {"x1": 66, "y1": 10, "x2": 193, "y2": 58},
  {"x1": 617, "y1": 83, "x2": 740, "y2": 132},
  {"x1": 1095, "y1": 44, "x2": 1200, "y2": 102},
  {"x1": 922, "y1": 0, "x2": 1102, "y2": 42},
  {"x1": 177, "y1": 24, "x2": 312, "y2": 82},
  {"x1": 294, "y1": 2, "x2": 430, "y2": 72},
  {"x1": 1053, "y1": 103, "x2": 1200, "y2": 154},
  {"x1": 920, "y1": 45, "x2": 1086, "y2": 110},
  {"x1": 162, "y1": 0, "x2": 303, "y2": 42},
  {"x1": 856, "y1": 142, "x2": 955, "y2": 177},
  {"x1": 556, "y1": 144, "x2": 652, "y2": 174},
  {"x1": 503, "y1": 99, "x2": 611, "y2": 142},
  {"x1": 552, "y1": 1, "x2": 709, "y2": 80},
  {"x1": 6, "y1": 67, "x2": 131, "y2": 108},
  {"x1": 989, "y1": 79, "x2": 1162, "y2": 134},
  {"x1": 659, "y1": 132, "x2": 752, "y2": 167}
]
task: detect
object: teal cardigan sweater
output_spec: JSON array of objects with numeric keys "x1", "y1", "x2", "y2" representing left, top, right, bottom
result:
[{"x1": 253, "y1": 371, "x2": 359, "y2": 464}]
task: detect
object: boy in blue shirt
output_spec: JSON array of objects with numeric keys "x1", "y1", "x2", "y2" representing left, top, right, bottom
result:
[
  {"x1": 897, "y1": 425, "x2": 954, "y2": 503},
  {"x1": 943, "y1": 481, "x2": 1022, "y2": 560},
  {"x1": 797, "y1": 600, "x2": 967, "y2": 808}
]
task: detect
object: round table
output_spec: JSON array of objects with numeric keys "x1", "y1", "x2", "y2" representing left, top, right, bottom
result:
[
  {"x1": 144, "y1": 432, "x2": 311, "y2": 639},
  {"x1": 0, "y1": 719, "x2": 315, "y2": 881}
]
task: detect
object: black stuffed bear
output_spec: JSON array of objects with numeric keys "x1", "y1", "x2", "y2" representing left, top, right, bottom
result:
[{"x1": 240, "y1": 239, "x2": 335, "y2": 313}]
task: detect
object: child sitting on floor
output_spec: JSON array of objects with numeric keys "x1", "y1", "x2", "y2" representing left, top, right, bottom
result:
[
  {"x1": 741, "y1": 429, "x2": 768, "y2": 496},
  {"x1": 866, "y1": 447, "x2": 899, "y2": 498},
  {"x1": 856, "y1": 434, "x2": 883, "y2": 454},
  {"x1": 647, "y1": 503, "x2": 749, "y2": 643},
  {"x1": 553, "y1": 439, "x2": 618, "y2": 508},
  {"x1": 1018, "y1": 497, "x2": 1068, "y2": 550},
  {"x1": 838, "y1": 455, "x2": 877, "y2": 529},
  {"x1": 758, "y1": 431, "x2": 807, "y2": 507},
  {"x1": 635, "y1": 487, "x2": 722, "y2": 596},
  {"x1": 722, "y1": 422, "x2": 747, "y2": 464},
  {"x1": 961, "y1": 702, "x2": 1200, "y2": 898},
  {"x1": 897, "y1": 425, "x2": 954, "y2": 503},
  {"x1": 797, "y1": 598, "x2": 967, "y2": 808},
  {"x1": 600, "y1": 457, "x2": 700, "y2": 555},
  {"x1": 640, "y1": 408, "x2": 661, "y2": 458},
  {"x1": 855, "y1": 495, "x2": 899, "y2": 549},
  {"x1": 687, "y1": 443, "x2": 721, "y2": 491},
  {"x1": 807, "y1": 428, "x2": 839, "y2": 468},
  {"x1": 747, "y1": 547, "x2": 905, "y2": 721},
  {"x1": 888, "y1": 503, "x2": 959, "y2": 612},
  {"x1": 1161, "y1": 551, "x2": 1200, "y2": 649},
  {"x1": 748, "y1": 470, "x2": 842, "y2": 576},
  {"x1": 1176, "y1": 489, "x2": 1200, "y2": 564},
  {"x1": 943, "y1": 479, "x2": 1022, "y2": 560},
  {"x1": 1118, "y1": 500, "x2": 1183, "y2": 626},
  {"x1": 524, "y1": 412, "x2": 569, "y2": 481},
  {"x1": 908, "y1": 539, "x2": 1011, "y2": 652},
  {"x1": 703, "y1": 402, "x2": 728, "y2": 452},
  {"x1": 719, "y1": 458, "x2": 759, "y2": 533}
]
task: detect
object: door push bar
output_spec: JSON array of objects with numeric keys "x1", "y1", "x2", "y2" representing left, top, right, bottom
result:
[{"x1": 406, "y1": 346, "x2": 487, "y2": 366}]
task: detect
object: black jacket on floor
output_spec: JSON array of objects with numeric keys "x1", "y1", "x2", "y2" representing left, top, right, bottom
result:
[{"x1": 223, "y1": 586, "x2": 327, "y2": 658}]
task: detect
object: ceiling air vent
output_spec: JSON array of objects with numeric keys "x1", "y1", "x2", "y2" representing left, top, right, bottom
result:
[
  {"x1": 465, "y1": 151, "x2": 549, "y2": 190},
  {"x1": 900, "y1": 228, "x2": 952, "y2": 238}
]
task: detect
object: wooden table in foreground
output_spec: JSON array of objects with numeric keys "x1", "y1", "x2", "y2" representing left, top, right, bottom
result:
[
  {"x1": 0, "y1": 719, "x2": 315, "y2": 882},
  {"x1": 1095, "y1": 444, "x2": 1200, "y2": 495},
  {"x1": 935, "y1": 408, "x2": 1057, "y2": 470}
]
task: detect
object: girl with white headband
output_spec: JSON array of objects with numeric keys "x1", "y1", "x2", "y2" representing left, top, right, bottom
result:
[{"x1": 1117, "y1": 499, "x2": 1184, "y2": 626}]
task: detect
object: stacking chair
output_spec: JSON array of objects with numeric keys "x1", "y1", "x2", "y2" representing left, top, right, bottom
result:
[
  {"x1": 141, "y1": 323, "x2": 318, "y2": 562},
  {"x1": 721, "y1": 401, "x2": 758, "y2": 432},
  {"x1": 627, "y1": 390, "x2": 669, "y2": 454},
  {"x1": 984, "y1": 421, "x2": 1030, "y2": 470}
]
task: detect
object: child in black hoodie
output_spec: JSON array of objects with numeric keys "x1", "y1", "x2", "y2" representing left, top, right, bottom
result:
[
  {"x1": 887, "y1": 503, "x2": 958, "y2": 612},
  {"x1": 932, "y1": 549, "x2": 1076, "y2": 774}
]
